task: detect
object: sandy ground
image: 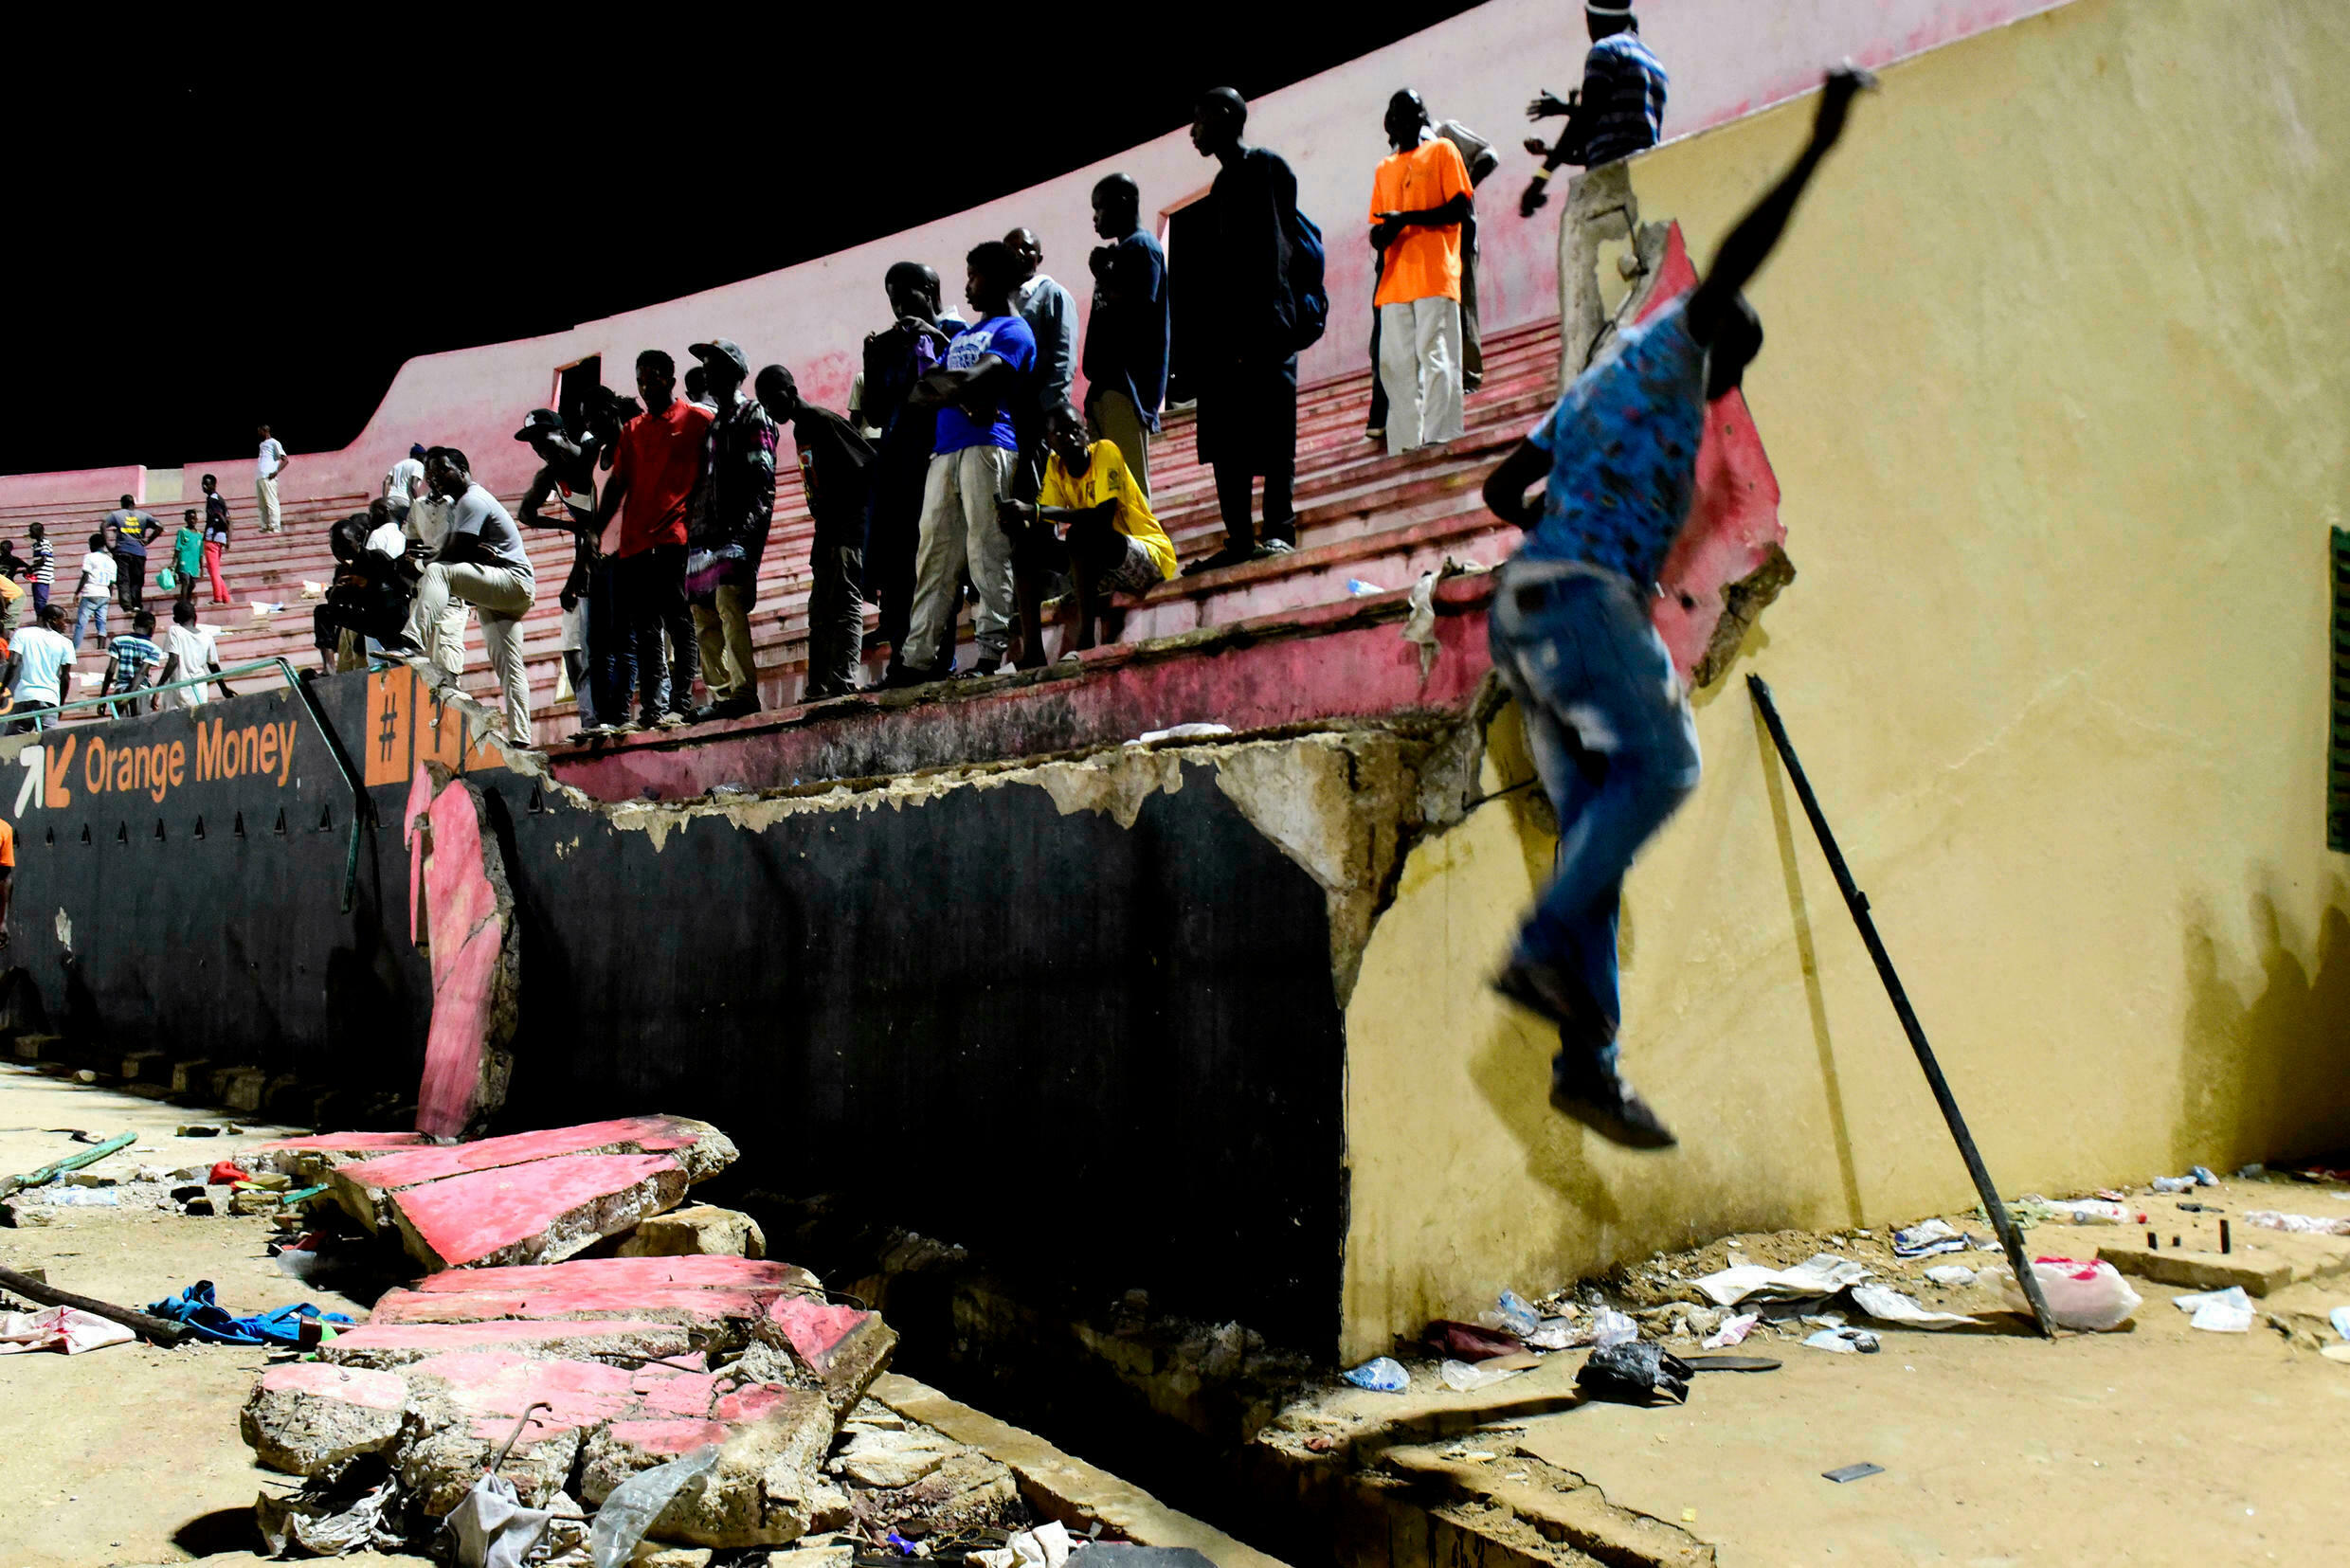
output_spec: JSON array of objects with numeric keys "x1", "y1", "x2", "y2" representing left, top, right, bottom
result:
[{"x1": 0, "y1": 1063, "x2": 424, "y2": 1568}]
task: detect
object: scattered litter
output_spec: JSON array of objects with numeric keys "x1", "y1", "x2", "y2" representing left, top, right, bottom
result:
[
  {"x1": 1822, "y1": 1462, "x2": 1885, "y2": 1484},
  {"x1": 1341, "y1": 1356, "x2": 1409, "y2": 1393},
  {"x1": 2151, "y1": 1176, "x2": 2197, "y2": 1194},
  {"x1": 1892, "y1": 1219, "x2": 1967, "y2": 1258},
  {"x1": 1588, "y1": 1307, "x2": 1639, "y2": 1350},
  {"x1": 1346, "y1": 579, "x2": 1385, "y2": 595},
  {"x1": 258, "y1": 1469, "x2": 404, "y2": 1558},
  {"x1": 2329, "y1": 1307, "x2": 2350, "y2": 1343},
  {"x1": 145, "y1": 1280, "x2": 354, "y2": 1346},
  {"x1": 1685, "y1": 1354, "x2": 1781, "y2": 1372},
  {"x1": 1803, "y1": 1327, "x2": 1881, "y2": 1354},
  {"x1": 1439, "y1": 1358, "x2": 1525, "y2": 1393},
  {"x1": 1702, "y1": 1312, "x2": 1760, "y2": 1349},
  {"x1": 1848, "y1": 1284, "x2": 1982, "y2": 1331},
  {"x1": 1576, "y1": 1342, "x2": 1692, "y2": 1404},
  {"x1": 445, "y1": 1470, "x2": 555, "y2": 1568},
  {"x1": 1488, "y1": 1289, "x2": 1541, "y2": 1338},
  {"x1": 2242, "y1": 1210, "x2": 2350, "y2": 1236},
  {"x1": 37, "y1": 1187, "x2": 118, "y2": 1207},
  {"x1": 2322, "y1": 1345, "x2": 2350, "y2": 1365},
  {"x1": 1421, "y1": 1320, "x2": 1523, "y2": 1361},
  {"x1": 969, "y1": 1521, "x2": 1073, "y2": 1568},
  {"x1": 1924, "y1": 1266, "x2": 1978, "y2": 1288},
  {"x1": 1525, "y1": 1317, "x2": 1579, "y2": 1351},
  {"x1": 2192, "y1": 1166, "x2": 2218, "y2": 1186},
  {"x1": 2237, "y1": 1164, "x2": 2265, "y2": 1180},
  {"x1": 209, "y1": 1161, "x2": 253, "y2": 1185},
  {"x1": 2023, "y1": 1198, "x2": 2143, "y2": 1226},
  {"x1": 587, "y1": 1443, "x2": 719, "y2": 1568},
  {"x1": 1998, "y1": 1258, "x2": 2140, "y2": 1331},
  {"x1": 2172, "y1": 1286, "x2": 2254, "y2": 1333},
  {"x1": 1128, "y1": 723, "x2": 1233, "y2": 747},
  {"x1": 0, "y1": 1305, "x2": 136, "y2": 1355},
  {"x1": 1693, "y1": 1253, "x2": 1869, "y2": 1306}
]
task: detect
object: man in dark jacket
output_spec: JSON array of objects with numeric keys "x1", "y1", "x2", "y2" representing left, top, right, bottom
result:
[
  {"x1": 1175, "y1": 86, "x2": 1323, "y2": 574},
  {"x1": 686, "y1": 338, "x2": 778, "y2": 723},
  {"x1": 862, "y1": 263, "x2": 967, "y2": 684},
  {"x1": 1082, "y1": 173, "x2": 1168, "y2": 501},
  {"x1": 759, "y1": 364, "x2": 875, "y2": 700}
]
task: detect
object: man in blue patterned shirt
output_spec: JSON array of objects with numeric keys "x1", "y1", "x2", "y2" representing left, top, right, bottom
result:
[
  {"x1": 1481, "y1": 66, "x2": 1870, "y2": 1148},
  {"x1": 1519, "y1": 1, "x2": 1671, "y2": 218}
]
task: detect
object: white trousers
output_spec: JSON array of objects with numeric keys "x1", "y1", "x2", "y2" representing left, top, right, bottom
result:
[
  {"x1": 407, "y1": 561, "x2": 535, "y2": 748},
  {"x1": 255, "y1": 475, "x2": 282, "y2": 532},
  {"x1": 1378, "y1": 297, "x2": 1465, "y2": 455},
  {"x1": 908, "y1": 444, "x2": 1019, "y2": 670}
]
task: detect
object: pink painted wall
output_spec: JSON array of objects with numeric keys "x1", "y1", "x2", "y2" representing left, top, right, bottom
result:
[
  {"x1": 0, "y1": 463, "x2": 151, "y2": 508},
  {"x1": 3, "y1": 0, "x2": 2067, "y2": 510}
]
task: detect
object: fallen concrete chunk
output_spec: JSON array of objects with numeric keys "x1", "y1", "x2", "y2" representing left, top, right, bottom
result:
[
  {"x1": 409, "y1": 767, "x2": 520, "y2": 1139},
  {"x1": 408, "y1": 1255, "x2": 814, "y2": 1294},
  {"x1": 761, "y1": 1295, "x2": 898, "y2": 1414},
  {"x1": 241, "y1": 1363, "x2": 411, "y2": 1474},
  {"x1": 330, "y1": 1115, "x2": 737, "y2": 1232},
  {"x1": 830, "y1": 1427, "x2": 962, "y2": 1489},
  {"x1": 619, "y1": 1203, "x2": 768, "y2": 1259},
  {"x1": 578, "y1": 1382, "x2": 839, "y2": 1547},
  {"x1": 389, "y1": 1152, "x2": 692, "y2": 1271},
  {"x1": 321, "y1": 1317, "x2": 703, "y2": 1369},
  {"x1": 372, "y1": 1284, "x2": 795, "y2": 1344},
  {"x1": 244, "y1": 1131, "x2": 432, "y2": 1185},
  {"x1": 847, "y1": 1451, "x2": 1022, "y2": 1541}
]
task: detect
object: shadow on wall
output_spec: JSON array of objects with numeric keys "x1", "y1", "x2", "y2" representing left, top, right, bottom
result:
[{"x1": 2179, "y1": 880, "x2": 2350, "y2": 1171}]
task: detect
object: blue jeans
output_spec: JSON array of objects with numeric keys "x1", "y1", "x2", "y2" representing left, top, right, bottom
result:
[
  {"x1": 588, "y1": 556, "x2": 628, "y2": 727},
  {"x1": 73, "y1": 594, "x2": 107, "y2": 648},
  {"x1": 1490, "y1": 564, "x2": 1701, "y2": 1044}
]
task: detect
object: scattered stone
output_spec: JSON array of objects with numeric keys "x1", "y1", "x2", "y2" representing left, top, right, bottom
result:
[
  {"x1": 12, "y1": 1033, "x2": 62, "y2": 1062},
  {"x1": 211, "y1": 1066, "x2": 268, "y2": 1112},
  {"x1": 847, "y1": 1451, "x2": 1021, "y2": 1541},
  {"x1": 829, "y1": 1427, "x2": 963, "y2": 1489},
  {"x1": 619, "y1": 1203, "x2": 768, "y2": 1260},
  {"x1": 244, "y1": 1131, "x2": 434, "y2": 1186},
  {"x1": 168, "y1": 1059, "x2": 213, "y2": 1094},
  {"x1": 72, "y1": 1069, "x2": 99, "y2": 1084}
]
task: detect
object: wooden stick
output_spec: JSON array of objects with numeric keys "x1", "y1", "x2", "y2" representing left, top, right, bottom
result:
[{"x1": 0, "y1": 1264, "x2": 191, "y2": 1347}]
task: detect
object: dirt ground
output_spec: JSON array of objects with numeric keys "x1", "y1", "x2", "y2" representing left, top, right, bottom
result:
[{"x1": 0, "y1": 1064, "x2": 425, "y2": 1568}]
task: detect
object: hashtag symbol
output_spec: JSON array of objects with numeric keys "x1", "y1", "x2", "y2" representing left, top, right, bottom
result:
[{"x1": 378, "y1": 685, "x2": 399, "y2": 763}]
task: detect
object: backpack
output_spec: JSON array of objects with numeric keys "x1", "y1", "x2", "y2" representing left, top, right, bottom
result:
[{"x1": 1285, "y1": 206, "x2": 1329, "y2": 354}]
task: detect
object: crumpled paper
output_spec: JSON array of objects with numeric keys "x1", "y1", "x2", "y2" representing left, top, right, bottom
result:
[{"x1": 1692, "y1": 1253, "x2": 1870, "y2": 1307}]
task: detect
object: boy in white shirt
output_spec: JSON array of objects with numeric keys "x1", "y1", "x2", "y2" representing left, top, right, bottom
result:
[{"x1": 73, "y1": 532, "x2": 117, "y2": 647}]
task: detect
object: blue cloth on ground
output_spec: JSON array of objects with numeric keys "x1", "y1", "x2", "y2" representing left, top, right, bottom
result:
[{"x1": 145, "y1": 1279, "x2": 354, "y2": 1345}]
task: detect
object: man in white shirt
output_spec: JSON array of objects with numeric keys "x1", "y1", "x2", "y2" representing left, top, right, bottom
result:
[
  {"x1": 384, "y1": 443, "x2": 427, "y2": 512},
  {"x1": 257, "y1": 424, "x2": 290, "y2": 533},
  {"x1": 1005, "y1": 227, "x2": 1077, "y2": 498},
  {"x1": 390, "y1": 447, "x2": 538, "y2": 748},
  {"x1": 364, "y1": 496, "x2": 407, "y2": 559},
  {"x1": 402, "y1": 481, "x2": 470, "y2": 678},
  {"x1": 158, "y1": 600, "x2": 230, "y2": 709},
  {"x1": 73, "y1": 532, "x2": 118, "y2": 647},
  {"x1": 5, "y1": 604, "x2": 78, "y2": 732}
]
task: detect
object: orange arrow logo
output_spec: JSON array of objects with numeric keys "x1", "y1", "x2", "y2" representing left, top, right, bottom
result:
[{"x1": 44, "y1": 735, "x2": 75, "y2": 809}]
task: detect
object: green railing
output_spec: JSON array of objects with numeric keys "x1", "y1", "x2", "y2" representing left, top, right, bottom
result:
[{"x1": 10, "y1": 657, "x2": 373, "y2": 912}]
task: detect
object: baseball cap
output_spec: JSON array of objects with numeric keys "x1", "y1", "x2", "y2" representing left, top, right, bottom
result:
[
  {"x1": 514, "y1": 408, "x2": 567, "y2": 442},
  {"x1": 689, "y1": 339, "x2": 750, "y2": 378}
]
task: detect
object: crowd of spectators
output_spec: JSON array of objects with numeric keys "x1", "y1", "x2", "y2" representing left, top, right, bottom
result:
[{"x1": 0, "y1": 11, "x2": 1672, "y2": 749}]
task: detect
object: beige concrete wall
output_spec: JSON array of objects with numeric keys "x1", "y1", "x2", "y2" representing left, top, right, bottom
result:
[{"x1": 1340, "y1": 0, "x2": 2350, "y2": 1360}]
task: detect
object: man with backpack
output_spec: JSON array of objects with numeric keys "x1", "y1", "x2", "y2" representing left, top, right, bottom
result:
[{"x1": 1176, "y1": 86, "x2": 1327, "y2": 575}]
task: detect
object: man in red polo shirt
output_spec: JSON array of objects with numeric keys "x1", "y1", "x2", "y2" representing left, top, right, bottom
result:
[{"x1": 591, "y1": 349, "x2": 711, "y2": 729}]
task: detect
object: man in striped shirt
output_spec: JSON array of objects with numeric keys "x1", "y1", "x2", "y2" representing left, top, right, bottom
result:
[{"x1": 1519, "y1": 1, "x2": 1669, "y2": 218}]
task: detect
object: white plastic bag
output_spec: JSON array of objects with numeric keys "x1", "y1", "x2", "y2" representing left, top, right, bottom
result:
[
  {"x1": 1998, "y1": 1257, "x2": 2141, "y2": 1331},
  {"x1": 1439, "y1": 1358, "x2": 1524, "y2": 1392},
  {"x1": 588, "y1": 1444, "x2": 719, "y2": 1568},
  {"x1": 2172, "y1": 1286, "x2": 2254, "y2": 1333}
]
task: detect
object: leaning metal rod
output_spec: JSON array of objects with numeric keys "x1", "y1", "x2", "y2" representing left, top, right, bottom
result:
[{"x1": 1747, "y1": 675, "x2": 2059, "y2": 1340}]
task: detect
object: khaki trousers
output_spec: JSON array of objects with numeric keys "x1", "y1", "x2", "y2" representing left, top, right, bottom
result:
[
  {"x1": 691, "y1": 585, "x2": 758, "y2": 705},
  {"x1": 255, "y1": 475, "x2": 282, "y2": 532},
  {"x1": 406, "y1": 561, "x2": 535, "y2": 748},
  {"x1": 1088, "y1": 389, "x2": 1153, "y2": 501}
]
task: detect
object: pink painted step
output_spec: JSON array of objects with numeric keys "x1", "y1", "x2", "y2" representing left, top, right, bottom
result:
[
  {"x1": 329, "y1": 1113, "x2": 736, "y2": 1230},
  {"x1": 387, "y1": 1151, "x2": 690, "y2": 1271}
]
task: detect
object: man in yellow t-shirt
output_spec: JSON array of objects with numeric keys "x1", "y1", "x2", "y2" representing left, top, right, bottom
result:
[
  {"x1": 1369, "y1": 89, "x2": 1473, "y2": 457},
  {"x1": 1003, "y1": 406, "x2": 1177, "y2": 664}
]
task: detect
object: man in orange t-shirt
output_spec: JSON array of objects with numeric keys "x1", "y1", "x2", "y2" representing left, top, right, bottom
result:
[
  {"x1": 591, "y1": 349, "x2": 713, "y2": 729},
  {"x1": 0, "y1": 813, "x2": 16, "y2": 949},
  {"x1": 1368, "y1": 89, "x2": 1473, "y2": 456}
]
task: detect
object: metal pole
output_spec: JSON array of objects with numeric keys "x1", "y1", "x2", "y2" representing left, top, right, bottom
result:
[{"x1": 1747, "y1": 674, "x2": 2058, "y2": 1339}]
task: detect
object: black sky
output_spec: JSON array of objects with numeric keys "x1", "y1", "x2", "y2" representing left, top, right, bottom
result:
[{"x1": 4, "y1": 8, "x2": 1487, "y2": 477}]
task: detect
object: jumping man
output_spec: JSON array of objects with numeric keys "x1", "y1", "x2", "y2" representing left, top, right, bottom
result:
[{"x1": 1480, "y1": 66, "x2": 1871, "y2": 1148}]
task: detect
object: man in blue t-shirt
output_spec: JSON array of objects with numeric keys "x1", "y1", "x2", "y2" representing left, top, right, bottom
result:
[
  {"x1": 901, "y1": 241, "x2": 1039, "y2": 681},
  {"x1": 1480, "y1": 67, "x2": 1868, "y2": 1150}
]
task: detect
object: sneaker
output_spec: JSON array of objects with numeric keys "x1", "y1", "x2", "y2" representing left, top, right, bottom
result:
[
  {"x1": 606, "y1": 719, "x2": 644, "y2": 735},
  {"x1": 1254, "y1": 538, "x2": 1293, "y2": 558},
  {"x1": 1182, "y1": 543, "x2": 1261, "y2": 578},
  {"x1": 957, "y1": 656, "x2": 1003, "y2": 679},
  {"x1": 1491, "y1": 958, "x2": 1615, "y2": 1045},
  {"x1": 657, "y1": 711, "x2": 689, "y2": 730},
  {"x1": 1548, "y1": 1049, "x2": 1677, "y2": 1149},
  {"x1": 568, "y1": 725, "x2": 614, "y2": 743},
  {"x1": 1364, "y1": 427, "x2": 1386, "y2": 442}
]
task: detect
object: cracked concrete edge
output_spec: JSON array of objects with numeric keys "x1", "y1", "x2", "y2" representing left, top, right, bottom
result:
[
  {"x1": 868, "y1": 1373, "x2": 1292, "y2": 1568},
  {"x1": 1382, "y1": 1447, "x2": 1716, "y2": 1568}
]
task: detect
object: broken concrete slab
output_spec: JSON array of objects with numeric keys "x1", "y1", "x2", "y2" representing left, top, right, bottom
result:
[
  {"x1": 577, "y1": 1380, "x2": 840, "y2": 1547},
  {"x1": 829, "y1": 1427, "x2": 964, "y2": 1489},
  {"x1": 407, "y1": 1255, "x2": 813, "y2": 1294},
  {"x1": 371, "y1": 1256, "x2": 822, "y2": 1348},
  {"x1": 210, "y1": 1065, "x2": 267, "y2": 1111},
  {"x1": 168, "y1": 1056, "x2": 212, "y2": 1094},
  {"x1": 320, "y1": 1317, "x2": 704, "y2": 1370},
  {"x1": 244, "y1": 1131, "x2": 433, "y2": 1186},
  {"x1": 240, "y1": 1363, "x2": 411, "y2": 1475},
  {"x1": 409, "y1": 766, "x2": 520, "y2": 1139},
  {"x1": 2095, "y1": 1242, "x2": 2294, "y2": 1297},
  {"x1": 388, "y1": 1151, "x2": 692, "y2": 1271},
  {"x1": 760, "y1": 1295, "x2": 897, "y2": 1415},
  {"x1": 11, "y1": 1033, "x2": 61, "y2": 1063},
  {"x1": 328, "y1": 1114, "x2": 736, "y2": 1233},
  {"x1": 618, "y1": 1202, "x2": 767, "y2": 1259}
]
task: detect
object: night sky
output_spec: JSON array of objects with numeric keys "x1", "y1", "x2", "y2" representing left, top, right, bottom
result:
[{"x1": 7, "y1": 8, "x2": 1485, "y2": 477}]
